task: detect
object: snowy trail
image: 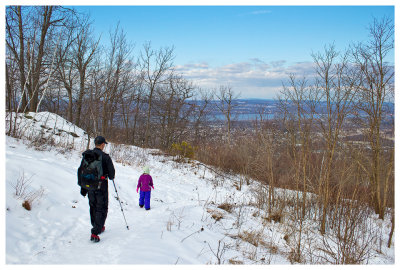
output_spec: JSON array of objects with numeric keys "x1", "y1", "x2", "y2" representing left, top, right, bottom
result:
[{"x1": 6, "y1": 137, "x2": 232, "y2": 264}]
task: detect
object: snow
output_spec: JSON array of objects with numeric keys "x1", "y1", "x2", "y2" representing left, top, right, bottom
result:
[{"x1": 3, "y1": 112, "x2": 397, "y2": 266}]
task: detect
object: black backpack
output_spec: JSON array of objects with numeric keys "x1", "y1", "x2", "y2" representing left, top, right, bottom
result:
[{"x1": 79, "y1": 150, "x2": 104, "y2": 190}]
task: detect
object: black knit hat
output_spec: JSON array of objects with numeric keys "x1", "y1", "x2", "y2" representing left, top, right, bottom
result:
[{"x1": 94, "y1": 136, "x2": 108, "y2": 145}]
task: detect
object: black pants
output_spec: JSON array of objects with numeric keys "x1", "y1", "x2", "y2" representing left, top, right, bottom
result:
[{"x1": 88, "y1": 189, "x2": 108, "y2": 235}]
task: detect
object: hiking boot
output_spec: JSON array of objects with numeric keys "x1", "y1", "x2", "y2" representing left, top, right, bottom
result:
[
  {"x1": 146, "y1": 207, "x2": 150, "y2": 211},
  {"x1": 90, "y1": 233, "x2": 100, "y2": 242},
  {"x1": 139, "y1": 205, "x2": 144, "y2": 208}
]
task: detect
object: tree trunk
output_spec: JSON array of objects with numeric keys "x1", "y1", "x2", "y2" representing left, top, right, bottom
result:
[
  {"x1": 387, "y1": 211, "x2": 394, "y2": 248},
  {"x1": 6, "y1": 65, "x2": 12, "y2": 111},
  {"x1": 132, "y1": 100, "x2": 140, "y2": 145},
  {"x1": 17, "y1": 7, "x2": 28, "y2": 112},
  {"x1": 67, "y1": 88, "x2": 73, "y2": 122},
  {"x1": 144, "y1": 86, "x2": 154, "y2": 147},
  {"x1": 76, "y1": 74, "x2": 86, "y2": 126},
  {"x1": 29, "y1": 6, "x2": 53, "y2": 112}
]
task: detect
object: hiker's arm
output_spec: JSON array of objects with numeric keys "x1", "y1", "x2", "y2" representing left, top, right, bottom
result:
[
  {"x1": 77, "y1": 160, "x2": 84, "y2": 186},
  {"x1": 105, "y1": 155, "x2": 115, "y2": 180}
]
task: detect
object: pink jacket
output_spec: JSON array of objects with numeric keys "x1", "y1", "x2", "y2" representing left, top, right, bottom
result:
[{"x1": 137, "y1": 174, "x2": 153, "y2": 192}]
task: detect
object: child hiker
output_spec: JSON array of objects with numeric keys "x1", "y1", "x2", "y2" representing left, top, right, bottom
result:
[{"x1": 136, "y1": 166, "x2": 154, "y2": 210}]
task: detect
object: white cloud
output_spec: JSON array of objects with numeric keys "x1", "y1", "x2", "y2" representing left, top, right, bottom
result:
[
  {"x1": 175, "y1": 59, "x2": 316, "y2": 98},
  {"x1": 270, "y1": 60, "x2": 286, "y2": 68}
]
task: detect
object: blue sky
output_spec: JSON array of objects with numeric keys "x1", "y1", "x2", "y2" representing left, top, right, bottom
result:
[{"x1": 72, "y1": 5, "x2": 394, "y2": 98}]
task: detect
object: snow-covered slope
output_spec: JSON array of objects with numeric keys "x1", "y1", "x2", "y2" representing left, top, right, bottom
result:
[
  {"x1": 5, "y1": 112, "x2": 395, "y2": 264},
  {"x1": 6, "y1": 111, "x2": 87, "y2": 146}
]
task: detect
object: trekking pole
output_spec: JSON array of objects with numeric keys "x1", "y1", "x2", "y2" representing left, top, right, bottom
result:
[{"x1": 111, "y1": 179, "x2": 130, "y2": 230}]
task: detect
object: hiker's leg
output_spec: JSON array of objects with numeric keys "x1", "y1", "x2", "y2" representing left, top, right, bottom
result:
[
  {"x1": 88, "y1": 191, "x2": 96, "y2": 227},
  {"x1": 100, "y1": 190, "x2": 108, "y2": 228},
  {"x1": 145, "y1": 191, "x2": 151, "y2": 209},
  {"x1": 92, "y1": 190, "x2": 107, "y2": 235},
  {"x1": 139, "y1": 190, "x2": 145, "y2": 207}
]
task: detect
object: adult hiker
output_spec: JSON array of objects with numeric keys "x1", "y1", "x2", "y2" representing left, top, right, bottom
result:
[{"x1": 77, "y1": 136, "x2": 115, "y2": 242}]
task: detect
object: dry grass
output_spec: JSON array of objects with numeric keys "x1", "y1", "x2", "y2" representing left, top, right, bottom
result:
[
  {"x1": 207, "y1": 209, "x2": 224, "y2": 221},
  {"x1": 267, "y1": 244, "x2": 279, "y2": 254},
  {"x1": 22, "y1": 200, "x2": 31, "y2": 211},
  {"x1": 228, "y1": 259, "x2": 243, "y2": 264},
  {"x1": 238, "y1": 230, "x2": 263, "y2": 247},
  {"x1": 266, "y1": 211, "x2": 283, "y2": 223},
  {"x1": 217, "y1": 202, "x2": 234, "y2": 213},
  {"x1": 288, "y1": 248, "x2": 302, "y2": 264}
]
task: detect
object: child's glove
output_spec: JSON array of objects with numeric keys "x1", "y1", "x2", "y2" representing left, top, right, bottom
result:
[
  {"x1": 136, "y1": 187, "x2": 139, "y2": 193},
  {"x1": 152, "y1": 185, "x2": 155, "y2": 190}
]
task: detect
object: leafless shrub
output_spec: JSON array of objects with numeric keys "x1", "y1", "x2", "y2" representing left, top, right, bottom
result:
[
  {"x1": 259, "y1": 225, "x2": 281, "y2": 260},
  {"x1": 56, "y1": 144, "x2": 75, "y2": 155},
  {"x1": 288, "y1": 248, "x2": 303, "y2": 264},
  {"x1": 246, "y1": 246, "x2": 259, "y2": 261},
  {"x1": 207, "y1": 238, "x2": 232, "y2": 264},
  {"x1": 166, "y1": 208, "x2": 186, "y2": 231},
  {"x1": 25, "y1": 186, "x2": 45, "y2": 209},
  {"x1": 253, "y1": 185, "x2": 268, "y2": 214},
  {"x1": 10, "y1": 172, "x2": 45, "y2": 210},
  {"x1": 135, "y1": 148, "x2": 150, "y2": 166},
  {"x1": 316, "y1": 202, "x2": 377, "y2": 264},
  {"x1": 109, "y1": 143, "x2": 149, "y2": 167},
  {"x1": 10, "y1": 171, "x2": 34, "y2": 199},
  {"x1": 256, "y1": 189, "x2": 289, "y2": 225},
  {"x1": 6, "y1": 113, "x2": 27, "y2": 139},
  {"x1": 29, "y1": 131, "x2": 57, "y2": 151},
  {"x1": 233, "y1": 203, "x2": 247, "y2": 230},
  {"x1": 109, "y1": 144, "x2": 133, "y2": 166}
]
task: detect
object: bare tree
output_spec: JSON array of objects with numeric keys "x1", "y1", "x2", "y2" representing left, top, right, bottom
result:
[
  {"x1": 352, "y1": 17, "x2": 394, "y2": 219},
  {"x1": 191, "y1": 88, "x2": 215, "y2": 144},
  {"x1": 6, "y1": 6, "x2": 77, "y2": 113},
  {"x1": 99, "y1": 24, "x2": 135, "y2": 138},
  {"x1": 131, "y1": 77, "x2": 146, "y2": 145},
  {"x1": 83, "y1": 56, "x2": 104, "y2": 147},
  {"x1": 215, "y1": 85, "x2": 240, "y2": 144},
  {"x1": 153, "y1": 75, "x2": 195, "y2": 148},
  {"x1": 279, "y1": 74, "x2": 317, "y2": 257},
  {"x1": 119, "y1": 76, "x2": 142, "y2": 144},
  {"x1": 74, "y1": 17, "x2": 100, "y2": 127},
  {"x1": 139, "y1": 42, "x2": 175, "y2": 147},
  {"x1": 6, "y1": 59, "x2": 18, "y2": 112},
  {"x1": 312, "y1": 45, "x2": 358, "y2": 234},
  {"x1": 55, "y1": 25, "x2": 77, "y2": 121},
  {"x1": 6, "y1": 6, "x2": 32, "y2": 112}
]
